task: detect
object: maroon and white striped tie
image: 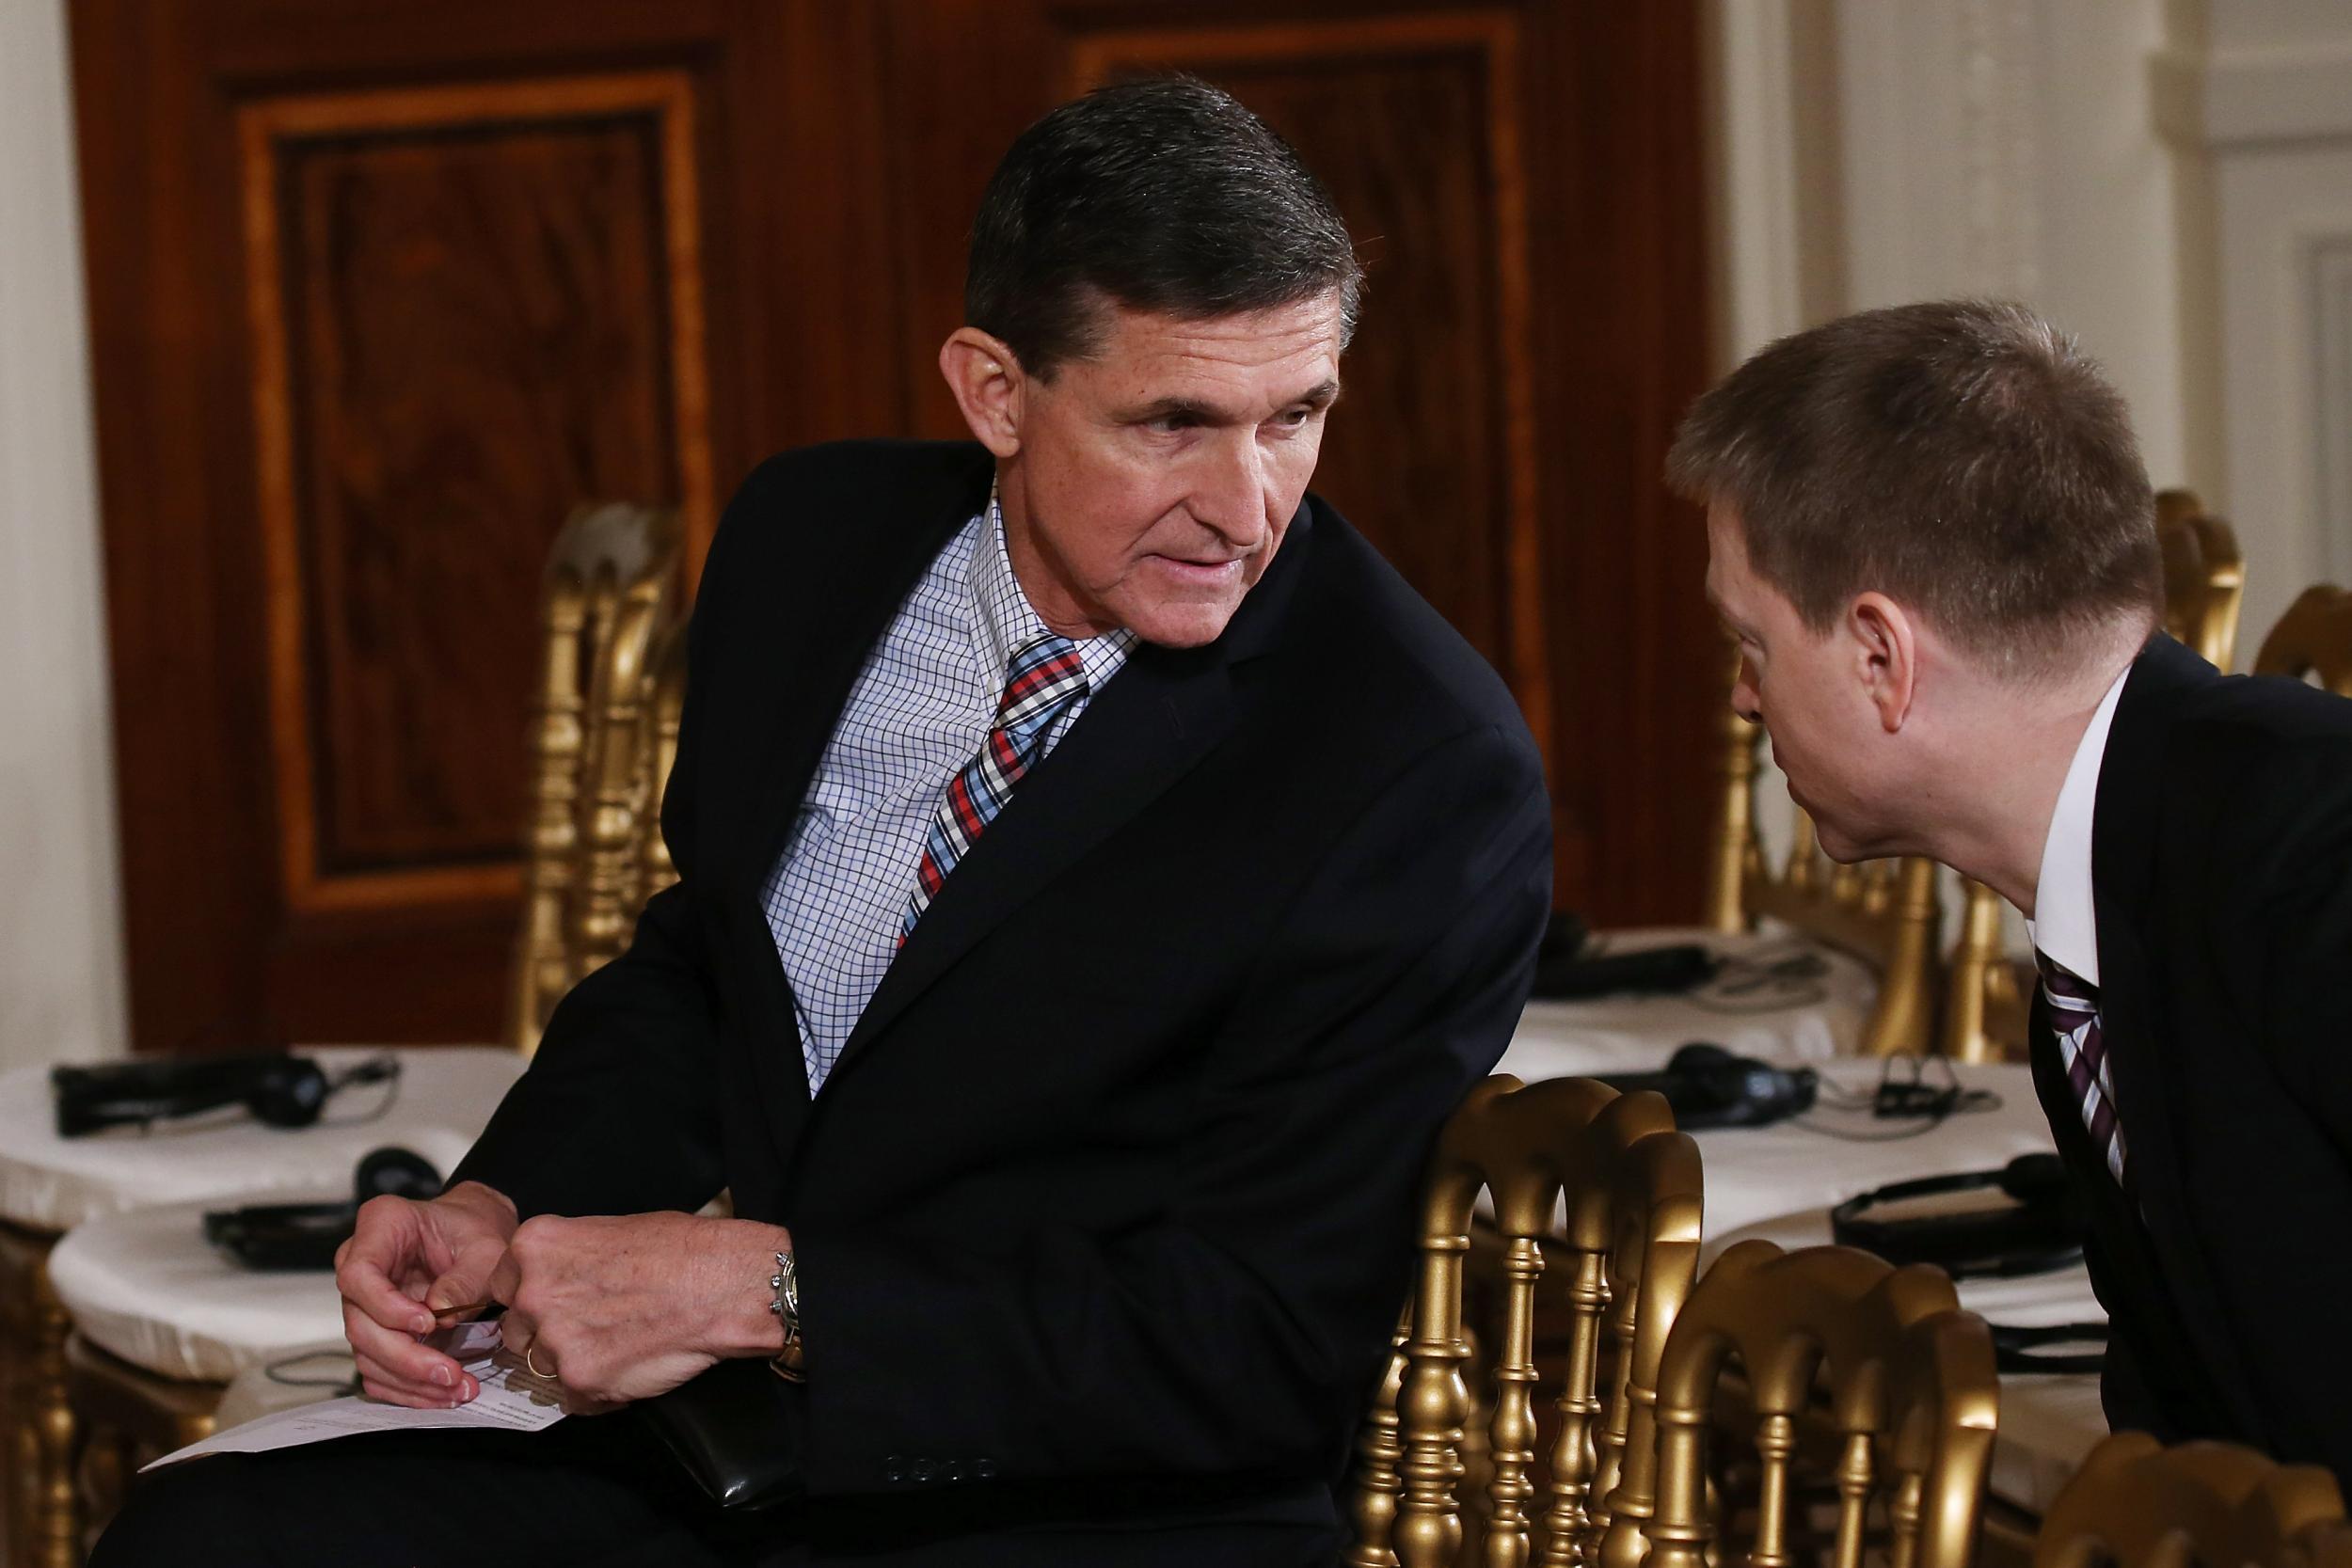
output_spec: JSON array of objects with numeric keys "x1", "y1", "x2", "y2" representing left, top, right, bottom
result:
[{"x1": 2036, "y1": 951, "x2": 2126, "y2": 1183}]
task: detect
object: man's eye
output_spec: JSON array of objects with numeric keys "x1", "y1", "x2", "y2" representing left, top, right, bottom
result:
[{"x1": 1150, "y1": 416, "x2": 1195, "y2": 435}]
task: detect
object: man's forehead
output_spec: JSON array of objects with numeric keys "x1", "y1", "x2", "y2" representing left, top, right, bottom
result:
[{"x1": 1092, "y1": 296, "x2": 1343, "y2": 374}]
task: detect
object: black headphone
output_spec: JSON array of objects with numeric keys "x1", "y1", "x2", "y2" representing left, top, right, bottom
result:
[
  {"x1": 1830, "y1": 1153, "x2": 2108, "y2": 1374},
  {"x1": 202, "y1": 1147, "x2": 443, "y2": 1271},
  {"x1": 1597, "y1": 1043, "x2": 1820, "y2": 1130},
  {"x1": 51, "y1": 1052, "x2": 400, "y2": 1137}
]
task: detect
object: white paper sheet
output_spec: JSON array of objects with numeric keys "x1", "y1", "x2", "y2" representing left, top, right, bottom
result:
[{"x1": 142, "y1": 1319, "x2": 567, "y2": 1471}]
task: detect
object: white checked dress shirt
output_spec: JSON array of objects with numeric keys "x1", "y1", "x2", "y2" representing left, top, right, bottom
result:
[{"x1": 759, "y1": 497, "x2": 1136, "y2": 1093}]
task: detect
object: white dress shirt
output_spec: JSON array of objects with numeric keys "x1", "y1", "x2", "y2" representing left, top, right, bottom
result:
[{"x1": 2026, "y1": 663, "x2": 2132, "y2": 987}]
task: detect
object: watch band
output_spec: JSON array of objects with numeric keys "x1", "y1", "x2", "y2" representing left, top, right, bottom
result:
[{"x1": 769, "y1": 1246, "x2": 804, "y2": 1382}]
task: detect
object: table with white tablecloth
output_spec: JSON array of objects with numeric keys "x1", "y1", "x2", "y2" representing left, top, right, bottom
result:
[
  {"x1": 0, "y1": 1045, "x2": 523, "y2": 1562},
  {"x1": 1502, "y1": 927, "x2": 1880, "y2": 1082},
  {"x1": 0, "y1": 1047, "x2": 525, "y2": 1235}
]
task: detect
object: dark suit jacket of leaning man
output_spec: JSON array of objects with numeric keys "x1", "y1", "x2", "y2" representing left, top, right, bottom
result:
[
  {"x1": 444, "y1": 436, "x2": 1553, "y2": 1557},
  {"x1": 2032, "y1": 632, "x2": 2352, "y2": 1483}
]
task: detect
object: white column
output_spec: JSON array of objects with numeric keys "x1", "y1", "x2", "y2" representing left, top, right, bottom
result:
[
  {"x1": 2162, "y1": 0, "x2": 2352, "y2": 650},
  {"x1": 0, "y1": 0, "x2": 129, "y2": 1067}
]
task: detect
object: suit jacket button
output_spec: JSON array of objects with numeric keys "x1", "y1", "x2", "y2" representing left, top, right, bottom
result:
[
  {"x1": 976, "y1": 1458, "x2": 997, "y2": 1480},
  {"x1": 884, "y1": 1455, "x2": 905, "y2": 1484},
  {"x1": 913, "y1": 1457, "x2": 936, "y2": 1482}
]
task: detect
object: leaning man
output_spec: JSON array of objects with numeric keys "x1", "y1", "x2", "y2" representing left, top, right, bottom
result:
[{"x1": 96, "y1": 78, "x2": 1551, "y2": 1566}]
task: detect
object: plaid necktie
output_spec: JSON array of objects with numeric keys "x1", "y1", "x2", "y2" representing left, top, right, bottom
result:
[
  {"x1": 900, "y1": 633, "x2": 1088, "y2": 942},
  {"x1": 2036, "y1": 950, "x2": 2126, "y2": 1183}
]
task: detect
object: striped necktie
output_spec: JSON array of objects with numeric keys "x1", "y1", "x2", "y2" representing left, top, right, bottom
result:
[
  {"x1": 2036, "y1": 950, "x2": 2126, "y2": 1184},
  {"x1": 900, "y1": 633, "x2": 1088, "y2": 942}
]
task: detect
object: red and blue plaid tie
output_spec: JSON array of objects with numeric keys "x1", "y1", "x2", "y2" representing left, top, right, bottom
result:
[
  {"x1": 2036, "y1": 950, "x2": 2126, "y2": 1183},
  {"x1": 900, "y1": 634, "x2": 1088, "y2": 942}
]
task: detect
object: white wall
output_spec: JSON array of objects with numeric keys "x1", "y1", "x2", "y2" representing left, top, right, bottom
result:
[
  {"x1": 2159, "y1": 0, "x2": 2352, "y2": 650},
  {"x1": 1706, "y1": 0, "x2": 2217, "y2": 946},
  {"x1": 0, "y1": 0, "x2": 129, "y2": 1069}
]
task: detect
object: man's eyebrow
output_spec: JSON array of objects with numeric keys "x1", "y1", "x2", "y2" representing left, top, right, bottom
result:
[
  {"x1": 1120, "y1": 395, "x2": 1231, "y2": 425},
  {"x1": 1117, "y1": 379, "x2": 1343, "y2": 426},
  {"x1": 1293, "y1": 378, "x2": 1342, "y2": 409}
]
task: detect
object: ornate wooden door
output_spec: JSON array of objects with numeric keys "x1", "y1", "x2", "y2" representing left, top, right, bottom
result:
[{"x1": 72, "y1": 0, "x2": 1709, "y2": 1050}]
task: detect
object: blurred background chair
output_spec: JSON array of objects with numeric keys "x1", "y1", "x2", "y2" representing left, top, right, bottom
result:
[
  {"x1": 1941, "y1": 489, "x2": 2247, "y2": 1064},
  {"x1": 2036, "y1": 1432, "x2": 2352, "y2": 1568},
  {"x1": 42, "y1": 502, "x2": 686, "y2": 1555},
  {"x1": 2253, "y1": 584, "x2": 2352, "y2": 696},
  {"x1": 1346, "y1": 1074, "x2": 1703, "y2": 1568},
  {"x1": 1643, "y1": 1241, "x2": 2000, "y2": 1568},
  {"x1": 511, "y1": 502, "x2": 684, "y2": 1052}
]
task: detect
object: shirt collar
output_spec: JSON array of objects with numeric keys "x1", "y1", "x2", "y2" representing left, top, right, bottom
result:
[
  {"x1": 2026, "y1": 662, "x2": 2132, "y2": 985},
  {"x1": 965, "y1": 484, "x2": 1137, "y2": 694}
]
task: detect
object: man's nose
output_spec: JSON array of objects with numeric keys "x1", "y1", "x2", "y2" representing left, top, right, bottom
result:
[
  {"x1": 1730, "y1": 665, "x2": 1762, "y2": 724},
  {"x1": 1190, "y1": 435, "x2": 1269, "y2": 547}
]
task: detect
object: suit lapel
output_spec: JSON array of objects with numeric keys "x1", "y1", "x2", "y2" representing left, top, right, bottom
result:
[
  {"x1": 825, "y1": 641, "x2": 1240, "y2": 1081},
  {"x1": 2088, "y1": 634, "x2": 2214, "y2": 1224},
  {"x1": 714, "y1": 444, "x2": 993, "y2": 1147},
  {"x1": 723, "y1": 458, "x2": 993, "y2": 905}
]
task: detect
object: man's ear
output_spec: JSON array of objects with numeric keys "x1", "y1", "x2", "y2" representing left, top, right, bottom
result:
[
  {"x1": 938, "y1": 328, "x2": 1025, "y2": 458},
  {"x1": 1850, "y1": 592, "x2": 1919, "y2": 733}
]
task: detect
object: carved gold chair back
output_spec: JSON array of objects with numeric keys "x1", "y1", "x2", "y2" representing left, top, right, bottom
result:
[
  {"x1": 2254, "y1": 585, "x2": 2352, "y2": 697},
  {"x1": 636, "y1": 617, "x2": 689, "y2": 900},
  {"x1": 510, "y1": 502, "x2": 681, "y2": 1053},
  {"x1": 1703, "y1": 641, "x2": 1943, "y2": 1056},
  {"x1": 2037, "y1": 1432, "x2": 2352, "y2": 1568},
  {"x1": 1347, "y1": 1074, "x2": 1705, "y2": 1568},
  {"x1": 1644, "y1": 1241, "x2": 2000, "y2": 1568},
  {"x1": 2155, "y1": 490, "x2": 2246, "y2": 673},
  {"x1": 1943, "y1": 490, "x2": 2247, "y2": 1061}
]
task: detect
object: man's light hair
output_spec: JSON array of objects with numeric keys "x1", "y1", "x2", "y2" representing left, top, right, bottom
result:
[{"x1": 1668, "y1": 299, "x2": 2163, "y2": 679}]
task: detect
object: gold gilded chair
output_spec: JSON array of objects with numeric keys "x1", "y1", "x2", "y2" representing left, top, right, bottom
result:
[
  {"x1": 2154, "y1": 490, "x2": 2246, "y2": 673},
  {"x1": 1942, "y1": 490, "x2": 2247, "y2": 1061},
  {"x1": 1347, "y1": 1074, "x2": 1705, "y2": 1568},
  {"x1": 512, "y1": 502, "x2": 683, "y2": 1052},
  {"x1": 2254, "y1": 585, "x2": 2352, "y2": 696},
  {"x1": 1643, "y1": 1241, "x2": 2000, "y2": 1568},
  {"x1": 2036, "y1": 1432, "x2": 2352, "y2": 1568},
  {"x1": 55, "y1": 508, "x2": 685, "y2": 1553},
  {"x1": 1706, "y1": 642, "x2": 1944, "y2": 1058}
]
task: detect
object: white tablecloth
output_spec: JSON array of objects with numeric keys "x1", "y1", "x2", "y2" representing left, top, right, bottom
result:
[
  {"x1": 1497, "y1": 927, "x2": 1879, "y2": 1085},
  {"x1": 0, "y1": 1047, "x2": 523, "y2": 1232},
  {"x1": 1685, "y1": 1057, "x2": 2059, "y2": 1241},
  {"x1": 49, "y1": 1200, "x2": 353, "y2": 1383}
]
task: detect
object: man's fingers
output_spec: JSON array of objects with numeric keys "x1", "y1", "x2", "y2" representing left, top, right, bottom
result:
[
  {"x1": 342, "y1": 1300, "x2": 463, "y2": 1391},
  {"x1": 485, "y1": 1245, "x2": 523, "y2": 1312},
  {"x1": 339, "y1": 1257, "x2": 434, "y2": 1337},
  {"x1": 358, "y1": 1354, "x2": 477, "y2": 1405}
]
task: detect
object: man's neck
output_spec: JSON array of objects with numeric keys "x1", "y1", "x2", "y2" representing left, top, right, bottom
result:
[{"x1": 1908, "y1": 646, "x2": 2139, "y2": 919}]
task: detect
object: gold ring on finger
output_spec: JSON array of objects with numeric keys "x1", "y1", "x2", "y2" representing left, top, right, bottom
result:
[{"x1": 524, "y1": 1344, "x2": 556, "y2": 1381}]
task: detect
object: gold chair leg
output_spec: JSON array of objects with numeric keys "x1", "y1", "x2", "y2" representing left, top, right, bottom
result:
[{"x1": 28, "y1": 1261, "x2": 82, "y2": 1568}]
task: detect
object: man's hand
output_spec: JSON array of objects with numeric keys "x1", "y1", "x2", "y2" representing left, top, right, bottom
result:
[
  {"x1": 335, "y1": 1180, "x2": 519, "y2": 1408},
  {"x1": 488, "y1": 1212, "x2": 792, "y2": 1410}
]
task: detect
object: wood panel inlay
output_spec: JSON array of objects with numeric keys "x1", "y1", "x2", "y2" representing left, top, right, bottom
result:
[
  {"x1": 1069, "y1": 12, "x2": 1551, "y2": 765},
  {"x1": 238, "y1": 71, "x2": 712, "y2": 912}
]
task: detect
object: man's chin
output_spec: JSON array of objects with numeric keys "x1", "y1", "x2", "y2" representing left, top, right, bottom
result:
[{"x1": 1120, "y1": 594, "x2": 1244, "y2": 650}]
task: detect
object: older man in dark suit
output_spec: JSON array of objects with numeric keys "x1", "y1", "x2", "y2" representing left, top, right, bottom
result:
[
  {"x1": 1676, "y1": 297, "x2": 2352, "y2": 1482},
  {"x1": 95, "y1": 78, "x2": 1550, "y2": 1567}
]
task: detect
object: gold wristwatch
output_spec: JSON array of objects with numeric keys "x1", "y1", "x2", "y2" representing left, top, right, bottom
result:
[{"x1": 769, "y1": 1247, "x2": 804, "y2": 1381}]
